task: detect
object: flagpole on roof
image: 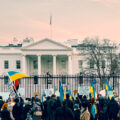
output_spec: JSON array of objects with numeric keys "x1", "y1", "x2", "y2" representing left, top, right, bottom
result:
[{"x1": 50, "y1": 14, "x2": 52, "y2": 39}]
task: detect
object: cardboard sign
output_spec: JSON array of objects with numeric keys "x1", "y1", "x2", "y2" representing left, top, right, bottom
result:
[
  {"x1": 33, "y1": 92, "x2": 40, "y2": 97},
  {"x1": 78, "y1": 86, "x2": 90, "y2": 95},
  {"x1": 41, "y1": 88, "x2": 54, "y2": 97}
]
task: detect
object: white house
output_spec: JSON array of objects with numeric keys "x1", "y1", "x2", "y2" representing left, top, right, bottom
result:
[{"x1": 0, "y1": 38, "x2": 83, "y2": 76}]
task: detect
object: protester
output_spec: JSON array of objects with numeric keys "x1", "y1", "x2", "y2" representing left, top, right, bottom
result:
[
  {"x1": 22, "y1": 100, "x2": 32, "y2": 120},
  {"x1": 1, "y1": 102, "x2": 12, "y2": 120},
  {"x1": 80, "y1": 99, "x2": 90, "y2": 120},
  {"x1": 65, "y1": 93, "x2": 74, "y2": 111},
  {"x1": 98, "y1": 96, "x2": 108, "y2": 120},
  {"x1": 42, "y1": 96, "x2": 50, "y2": 120},
  {"x1": 12, "y1": 98, "x2": 24, "y2": 120},
  {"x1": 90, "y1": 98, "x2": 97, "y2": 120},
  {"x1": 31, "y1": 96, "x2": 42, "y2": 120},
  {"x1": 74, "y1": 96, "x2": 81, "y2": 110},
  {"x1": 73, "y1": 104, "x2": 80, "y2": 120},
  {"x1": 47, "y1": 94, "x2": 56, "y2": 120},
  {"x1": 55, "y1": 100, "x2": 75, "y2": 120},
  {"x1": 107, "y1": 97, "x2": 119, "y2": 120},
  {"x1": 0, "y1": 96, "x2": 4, "y2": 111}
]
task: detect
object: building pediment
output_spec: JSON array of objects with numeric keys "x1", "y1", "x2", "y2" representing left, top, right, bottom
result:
[{"x1": 21, "y1": 38, "x2": 72, "y2": 51}]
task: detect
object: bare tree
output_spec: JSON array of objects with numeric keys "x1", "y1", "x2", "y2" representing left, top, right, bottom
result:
[{"x1": 77, "y1": 37, "x2": 118, "y2": 88}]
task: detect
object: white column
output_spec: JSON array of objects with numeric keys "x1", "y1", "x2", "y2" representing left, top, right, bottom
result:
[
  {"x1": 68, "y1": 55, "x2": 72, "y2": 75},
  {"x1": 53, "y1": 55, "x2": 56, "y2": 75},
  {"x1": 38, "y1": 55, "x2": 41, "y2": 76},
  {"x1": 22, "y1": 55, "x2": 26, "y2": 74}
]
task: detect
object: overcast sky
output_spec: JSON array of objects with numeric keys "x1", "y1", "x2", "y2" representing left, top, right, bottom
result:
[{"x1": 0, "y1": 0, "x2": 120, "y2": 45}]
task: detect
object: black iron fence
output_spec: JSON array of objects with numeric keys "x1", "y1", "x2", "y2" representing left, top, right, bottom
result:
[{"x1": 0, "y1": 75, "x2": 120, "y2": 98}]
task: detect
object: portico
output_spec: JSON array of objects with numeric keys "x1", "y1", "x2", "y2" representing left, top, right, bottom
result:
[{"x1": 21, "y1": 39, "x2": 72, "y2": 75}]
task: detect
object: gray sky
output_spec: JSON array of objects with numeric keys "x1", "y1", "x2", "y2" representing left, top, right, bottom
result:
[{"x1": 0, "y1": 0, "x2": 120, "y2": 45}]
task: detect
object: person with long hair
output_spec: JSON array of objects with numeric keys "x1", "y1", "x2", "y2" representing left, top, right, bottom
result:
[{"x1": 1, "y1": 102, "x2": 12, "y2": 120}]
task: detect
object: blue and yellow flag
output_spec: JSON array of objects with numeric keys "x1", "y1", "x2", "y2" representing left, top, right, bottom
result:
[
  {"x1": 59, "y1": 81, "x2": 64, "y2": 101},
  {"x1": 108, "y1": 91, "x2": 114, "y2": 99},
  {"x1": 8, "y1": 71, "x2": 29, "y2": 82},
  {"x1": 90, "y1": 82, "x2": 95, "y2": 98},
  {"x1": 68, "y1": 89, "x2": 71, "y2": 96},
  {"x1": 105, "y1": 80, "x2": 114, "y2": 99},
  {"x1": 105, "y1": 80, "x2": 113, "y2": 91}
]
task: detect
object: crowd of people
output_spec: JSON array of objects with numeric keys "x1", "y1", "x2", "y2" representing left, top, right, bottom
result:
[{"x1": 0, "y1": 93, "x2": 119, "y2": 120}]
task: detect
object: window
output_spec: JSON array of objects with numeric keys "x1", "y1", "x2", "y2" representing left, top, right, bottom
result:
[
  {"x1": 16, "y1": 60, "x2": 21, "y2": 69},
  {"x1": 61, "y1": 60, "x2": 66, "y2": 68},
  {"x1": 4, "y1": 76, "x2": 9, "y2": 84},
  {"x1": 33, "y1": 60, "x2": 38, "y2": 69},
  {"x1": 90, "y1": 60, "x2": 94, "y2": 68},
  {"x1": 4, "y1": 60, "x2": 9, "y2": 69},
  {"x1": 78, "y1": 60, "x2": 83, "y2": 69},
  {"x1": 102, "y1": 60, "x2": 105, "y2": 68}
]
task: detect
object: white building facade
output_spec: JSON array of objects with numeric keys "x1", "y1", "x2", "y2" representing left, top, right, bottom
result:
[{"x1": 0, "y1": 38, "x2": 82, "y2": 76}]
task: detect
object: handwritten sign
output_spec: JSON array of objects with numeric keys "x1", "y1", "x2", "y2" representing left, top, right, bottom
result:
[{"x1": 78, "y1": 86, "x2": 90, "y2": 95}]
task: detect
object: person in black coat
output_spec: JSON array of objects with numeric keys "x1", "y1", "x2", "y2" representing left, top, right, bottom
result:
[
  {"x1": 47, "y1": 94, "x2": 56, "y2": 120},
  {"x1": 0, "y1": 96, "x2": 4, "y2": 110},
  {"x1": 54, "y1": 97, "x2": 61, "y2": 109},
  {"x1": 65, "y1": 93, "x2": 74, "y2": 111},
  {"x1": 73, "y1": 104, "x2": 80, "y2": 120},
  {"x1": 74, "y1": 96, "x2": 82, "y2": 110},
  {"x1": 98, "y1": 96, "x2": 108, "y2": 120},
  {"x1": 55, "y1": 100, "x2": 75, "y2": 120},
  {"x1": 42, "y1": 96, "x2": 50, "y2": 120},
  {"x1": 12, "y1": 98, "x2": 24, "y2": 120},
  {"x1": 107, "y1": 97, "x2": 119, "y2": 120}
]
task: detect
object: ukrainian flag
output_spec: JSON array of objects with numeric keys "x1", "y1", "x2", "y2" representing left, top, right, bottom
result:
[
  {"x1": 105, "y1": 80, "x2": 113, "y2": 91},
  {"x1": 64, "y1": 87, "x2": 66, "y2": 100},
  {"x1": 108, "y1": 91, "x2": 114, "y2": 99},
  {"x1": 105, "y1": 80, "x2": 114, "y2": 99},
  {"x1": 90, "y1": 82, "x2": 95, "y2": 98},
  {"x1": 8, "y1": 71, "x2": 29, "y2": 81},
  {"x1": 59, "y1": 81, "x2": 64, "y2": 101}
]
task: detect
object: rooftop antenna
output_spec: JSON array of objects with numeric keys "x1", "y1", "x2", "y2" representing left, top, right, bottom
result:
[{"x1": 50, "y1": 14, "x2": 52, "y2": 39}]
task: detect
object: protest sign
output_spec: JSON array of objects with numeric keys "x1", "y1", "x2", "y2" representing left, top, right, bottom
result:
[
  {"x1": 41, "y1": 88, "x2": 54, "y2": 97},
  {"x1": 99, "y1": 89, "x2": 106, "y2": 97},
  {"x1": 78, "y1": 86, "x2": 90, "y2": 95}
]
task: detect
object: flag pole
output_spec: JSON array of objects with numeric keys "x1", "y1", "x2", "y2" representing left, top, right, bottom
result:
[{"x1": 50, "y1": 14, "x2": 52, "y2": 39}]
